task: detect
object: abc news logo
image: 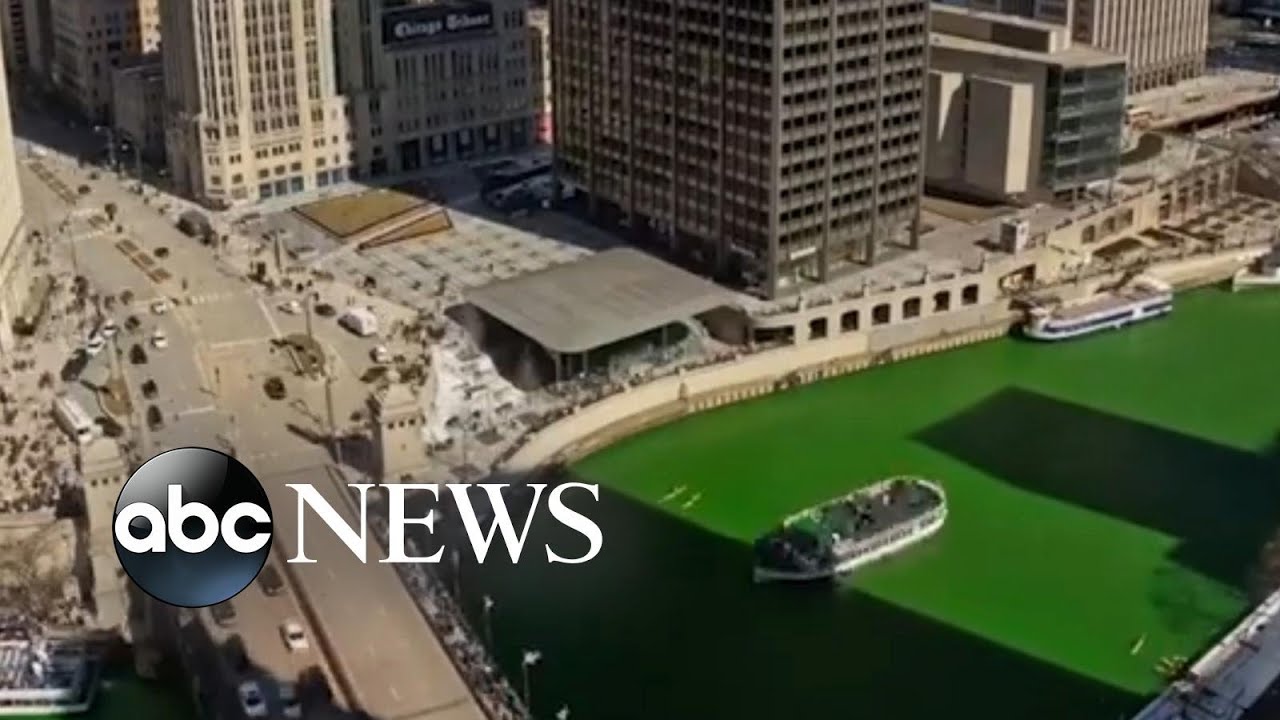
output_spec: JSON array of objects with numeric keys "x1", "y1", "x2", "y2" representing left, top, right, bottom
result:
[{"x1": 113, "y1": 447, "x2": 602, "y2": 608}]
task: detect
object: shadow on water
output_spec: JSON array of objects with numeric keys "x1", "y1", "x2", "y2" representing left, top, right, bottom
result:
[
  {"x1": 914, "y1": 387, "x2": 1280, "y2": 591},
  {"x1": 412, "y1": 480, "x2": 1138, "y2": 720}
]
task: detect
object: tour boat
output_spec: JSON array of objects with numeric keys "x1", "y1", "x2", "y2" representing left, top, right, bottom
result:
[
  {"x1": 1022, "y1": 276, "x2": 1173, "y2": 341},
  {"x1": 752, "y1": 477, "x2": 946, "y2": 583}
]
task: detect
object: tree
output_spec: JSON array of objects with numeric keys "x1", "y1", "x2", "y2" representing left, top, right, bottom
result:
[{"x1": 104, "y1": 202, "x2": 118, "y2": 221}]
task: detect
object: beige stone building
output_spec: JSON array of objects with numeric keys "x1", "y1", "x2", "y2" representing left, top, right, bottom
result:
[
  {"x1": 50, "y1": 0, "x2": 160, "y2": 121},
  {"x1": 529, "y1": 7, "x2": 550, "y2": 144},
  {"x1": 926, "y1": 5, "x2": 1127, "y2": 201},
  {"x1": 965, "y1": 0, "x2": 1210, "y2": 93},
  {"x1": 111, "y1": 57, "x2": 164, "y2": 162},
  {"x1": 332, "y1": 0, "x2": 537, "y2": 179},
  {"x1": 0, "y1": 47, "x2": 29, "y2": 355},
  {"x1": 161, "y1": 0, "x2": 352, "y2": 207}
]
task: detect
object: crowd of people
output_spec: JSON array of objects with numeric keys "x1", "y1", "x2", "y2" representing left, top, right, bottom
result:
[{"x1": 368, "y1": 515, "x2": 531, "y2": 720}]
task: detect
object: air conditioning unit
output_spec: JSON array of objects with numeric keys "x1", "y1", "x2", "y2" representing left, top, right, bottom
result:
[{"x1": 997, "y1": 218, "x2": 1030, "y2": 253}]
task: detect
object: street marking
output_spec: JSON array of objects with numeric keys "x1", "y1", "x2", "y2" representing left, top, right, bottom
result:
[
  {"x1": 209, "y1": 336, "x2": 271, "y2": 350},
  {"x1": 258, "y1": 298, "x2": 283, "y2": 338},
  {"x1": 177, "y1": 404, "x2": 217, "y2": 418}
]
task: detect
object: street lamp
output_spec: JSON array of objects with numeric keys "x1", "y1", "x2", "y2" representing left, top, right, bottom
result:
[{"x1": 521, "y1": 649, "x2": 541, "y2": 710}]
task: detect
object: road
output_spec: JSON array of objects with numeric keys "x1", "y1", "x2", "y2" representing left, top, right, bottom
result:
[
  {"x1": 14, "y1": 115, "x2": 487, "y2": 720},
  {"x1": 263, "y1": 465, "x2": 486, "y2": 720}
]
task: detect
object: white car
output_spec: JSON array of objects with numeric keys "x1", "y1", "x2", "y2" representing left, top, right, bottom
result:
[
  {"x1": 237, "y1": 681, "x2": 268, "y2": 719},
  {"x1": 150, "y1": 299, "x2": 169, "y2": 315},
  {"x1": 280, "y1": 620, "x2": 309, "y2": 652},
  {"x1": 150, "y1": 329, "x2": 168, "y2": 349},
  {"x1": 278, "y1": 681, "x2": 302, "y2": 719},
  {"x1": 279, "y1": 300, "x2": 301, "y2": 315},
  {"x1": 370, "y1": 345, "x2": 391, "y2": 364},
  {"x1": 85, "y1": 334, "x2": 106, "y2": 357},
  {"x1": 99, "y1": 319, "x2": 118, "y2": 338}
]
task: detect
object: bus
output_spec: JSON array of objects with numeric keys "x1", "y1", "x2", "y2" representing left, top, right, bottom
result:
[{"x1": 52, "y1": 396, "x2": 95, "y2": 445}]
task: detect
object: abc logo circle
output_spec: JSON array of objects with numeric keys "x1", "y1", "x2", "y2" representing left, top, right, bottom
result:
[{"x1": 113, "y1": 447, "x2": 273, "y2": 608}]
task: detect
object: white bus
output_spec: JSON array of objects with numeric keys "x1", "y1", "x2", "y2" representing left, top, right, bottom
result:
[{"x1": 52, "y1": 396, "x2": 94, "y2": 445}]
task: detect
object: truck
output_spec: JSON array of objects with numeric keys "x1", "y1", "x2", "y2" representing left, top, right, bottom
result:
[{"x1": 338, "y1": 307, "x2": 378, "y2": 337}]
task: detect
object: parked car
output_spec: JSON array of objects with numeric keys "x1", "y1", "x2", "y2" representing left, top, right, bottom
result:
[
  {"x1": 314, "y1": 302, "x2": 336, "y2": 317},
  {"x1": 210, "y1": 600, "x2": 236, "y2": 627},
  {"x1": 370, "y1": 345, "x2": 391, "y2": 363},
  {"x1": 95, "y1": 416, "x2": 123, "y2": 438},
  {"x1": 140, "y1": 379, "x2": 158, "y2": 400},
  {"x1": 280, "y1": 620, "x2": 309, "y2": 652},
  {"x1": 151, "y1": 329, "x2": 168, "y2": 349},
  {"x1": 237, "y1": 681, "x2": 268, "y2": 719},
  {"x1": 99, "y1": 319, "x2": 118, "y2": 338},
  {"x1": 150, "y1": 299, "x2": 169, "y2": 315},
  {"x1": 279, "y1": 299, "x2": 301, "y2": 314},
  {"x1": 153, "y1": 246, "x2": 169, "y2": 259},
  {"x1": 258, "y1": 563, "x2": 284, "y2": 596},
  {"x1": 60, "y1": 352, "x2": 88, "y2": 382},
  {"x1": 145, "y1": 404, "x2": 163, "y2": 430},
  {"x1": 263, "y1": 376, "x2": 286, "y2": 400},
  {"x1": 129, "y1": 344, "x2": 147, "y2": 365},
  {"x1": 279, "y1": 682, "x2": 302, "y2": 719},
  {"x1": 84, "y1": 334, "x2": 106, "y2": 357}
]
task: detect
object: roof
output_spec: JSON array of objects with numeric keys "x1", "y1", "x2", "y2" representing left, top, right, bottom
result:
[
  {"x1": 465, "y1": 247, "x2": 737, "y2": 354},
  {"x1": 931, "y1": 31, "x2": 1124, "y2": 69}
]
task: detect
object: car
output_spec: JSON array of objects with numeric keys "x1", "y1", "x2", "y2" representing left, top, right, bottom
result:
[
  {"x1": 151, "y1": 329, "x2": 168, "y2": 349},
  {"x1": 153, "y1": 246, "x2": 169, "y2": 259},
  {"x1": 209, "y1": 601, "x2": 236, "y2": 627},
  {"x1": 258, "y1": 563, "x2": 284, "y2": 596},
  {"x1": 263, "y1": 376, "x2": 286, "y2": 400},
  {"x1": 140, "y1": 379, "x2": 158, "y2": 400},
  {"x1": 145, "y1": 404, "x2": 163, "y2": 431},
  {"x1": 150, "y1": 299, "x2": 169, "y2": 315},
  {"x1": 95, "y1": 416, "x2": 123, "y2": 438},
  {"x1": 84, "y1": 334, "x2": 106, "y2": 357},
  {"x1": 279, "y1": 299, "x2": 301, "y2": 314},
  {"x1": 370, "y1": 345, "x2": 391, "y2": 364},
  {"x1": 280, "y1": 620, "x2": 309, "y2": 652},
  {"x1": 237, "y1": 681, "x2": 268, "y2": 719},
  {"x1": 60, "y1": 351, "x2": 88, "y2": 382},
  {"x1": 313, "y1": 302, "x2": 336, "y2": 317},
  {"x1": 128, "y1": 344, "x2": 147, "y2": 365},
  {"x1": 278, "y1": 682, "x2": 302, "y2": 719},
  {"x1": 99, "y1": 319, "x2": 118, "y2": 338}
]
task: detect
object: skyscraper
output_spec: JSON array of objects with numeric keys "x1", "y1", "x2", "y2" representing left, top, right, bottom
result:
[
  {"x1": 552, "y1": 0, "x2": 929, "y2": 298},
  {"x1": 49, "y1": 0, "x2": 161, "y2": 121},
  {"x1": 160, "y1": 0, "x2": 352, "y2": 207},
  {"x1": 966, "y1": 0, "x2": 1209, "y2": 93}
]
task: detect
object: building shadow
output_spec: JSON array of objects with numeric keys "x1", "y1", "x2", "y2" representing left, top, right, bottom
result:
[
  {"x1": 913, "y1": 386, "x2": 1280, "y2": 591},
  {"x1": 402, "y1": 472, "x2": 1141, "y2": 720}
]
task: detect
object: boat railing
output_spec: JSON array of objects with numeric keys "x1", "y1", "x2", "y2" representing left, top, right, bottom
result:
[
  {"x1": 782, "y1": 476, "x2": 945, "y2": 527},
  {"x1": 832, "y1": 504, "x2": 946, "y2": 558}
]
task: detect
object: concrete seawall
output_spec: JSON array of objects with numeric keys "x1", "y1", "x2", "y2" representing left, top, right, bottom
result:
[{"x1": 501, "y1": 247, "x2": 1263, "y2": 476}]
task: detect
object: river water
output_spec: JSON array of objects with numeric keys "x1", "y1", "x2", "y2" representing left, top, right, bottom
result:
[{"x1": 453, "y1": 287, "x2": 1280, "y2": 719}]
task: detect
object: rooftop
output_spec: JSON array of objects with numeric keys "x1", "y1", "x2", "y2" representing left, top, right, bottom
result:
[
  {"x1": 465, "y1": 247, "x2": 737, "y2": 354},
  {"x1": 930, "y1": 4, "x2": 1124, "y2": 68},
  {"x1": 1128, "y1": 69, "x2": 1280, "y2": 129}
]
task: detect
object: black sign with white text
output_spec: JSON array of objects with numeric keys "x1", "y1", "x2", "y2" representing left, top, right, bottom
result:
[{"x1": 382, "y1": 2, "x2": 494, "y2": 46}]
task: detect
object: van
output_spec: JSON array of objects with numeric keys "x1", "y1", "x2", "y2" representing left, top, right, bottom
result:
[
  {"x1": 52, "y1": 396, "x2": 94, "y2": 445},
  {"x1": 338, "y1": 308, "x2": 378, "y2": 337}
]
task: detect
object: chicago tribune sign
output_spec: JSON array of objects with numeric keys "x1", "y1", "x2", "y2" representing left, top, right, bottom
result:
[{"x1": 383, "y1": 3, "x2": 494, "y2": 45}]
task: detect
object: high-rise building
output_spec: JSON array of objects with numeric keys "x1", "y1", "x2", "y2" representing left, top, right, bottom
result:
[
  {"x1": 552, "y1": 0, "x2": 929, "y2": 298},
  {"x1": 1, "y1": 0, "x2": 30, "y2": 75},
  {"x1": 332, "y1": 0, "x2": 538, "y2": 178},
  {"x1": 50, "y1": 0, "x2": 161, "y2": 121},
  {"x1": 161, "y1": 0, "x2": 353, "y2": 207},
  {"x1": 964, "y1": 0, "x2": 1209, "y2": 93},
  {"x1": 0, "y1": 47, "x2": 30, "y2": 354}
]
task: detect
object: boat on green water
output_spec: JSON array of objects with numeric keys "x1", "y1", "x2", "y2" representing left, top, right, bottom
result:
[{"x1": 753, "y1": 476, "x2": 946, "y2": 582}]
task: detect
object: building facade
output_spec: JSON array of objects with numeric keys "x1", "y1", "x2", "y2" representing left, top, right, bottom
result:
[
  {"x1": 111, "y1": 57, "x2": 164, "y2": 162},
  {"x1": 0, "y1": 47, "x2": 28, "y2": 354},
  {"x1": 50, "y1": 0, "x2": 160, "y2": 121},
  {"x1": 927, "y1": 5, "x2": 1126, "y2": 200},
  {"x1": 333, "y1": 0, "x2": 537, "y2": 180},
  {"x1": 22, "y1": 0, "x2": 52, "y2": 84},
  {"x1": 161, "y1": 0, "x2": 353, "y2": 207},
  {"x1": 1, "y1": 0, "x2": 29, "y2": 75},
  {"x1": 529, "y1": 7, "x2": 550, "y2": 143},
  {"x1": 965, "y1": 0, "x2": 1209, "y2": 93},
  {"x1": 552, "y1": 0, "x2": 929, "y2": 298}
]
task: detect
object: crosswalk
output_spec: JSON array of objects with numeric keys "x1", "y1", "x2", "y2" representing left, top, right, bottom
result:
[{"x1": 184, "y1": 290, "x2": 252, "y2": 306}]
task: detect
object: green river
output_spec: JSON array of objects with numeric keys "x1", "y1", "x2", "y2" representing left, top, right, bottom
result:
[{"x1": 454, "y1": 287, "x2": 1280, "y2": 719}]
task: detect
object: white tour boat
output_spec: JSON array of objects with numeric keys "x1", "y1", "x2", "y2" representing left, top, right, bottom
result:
[{"x1": 1022, "y1": 276, "x2": 1173, "y2": 341}]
